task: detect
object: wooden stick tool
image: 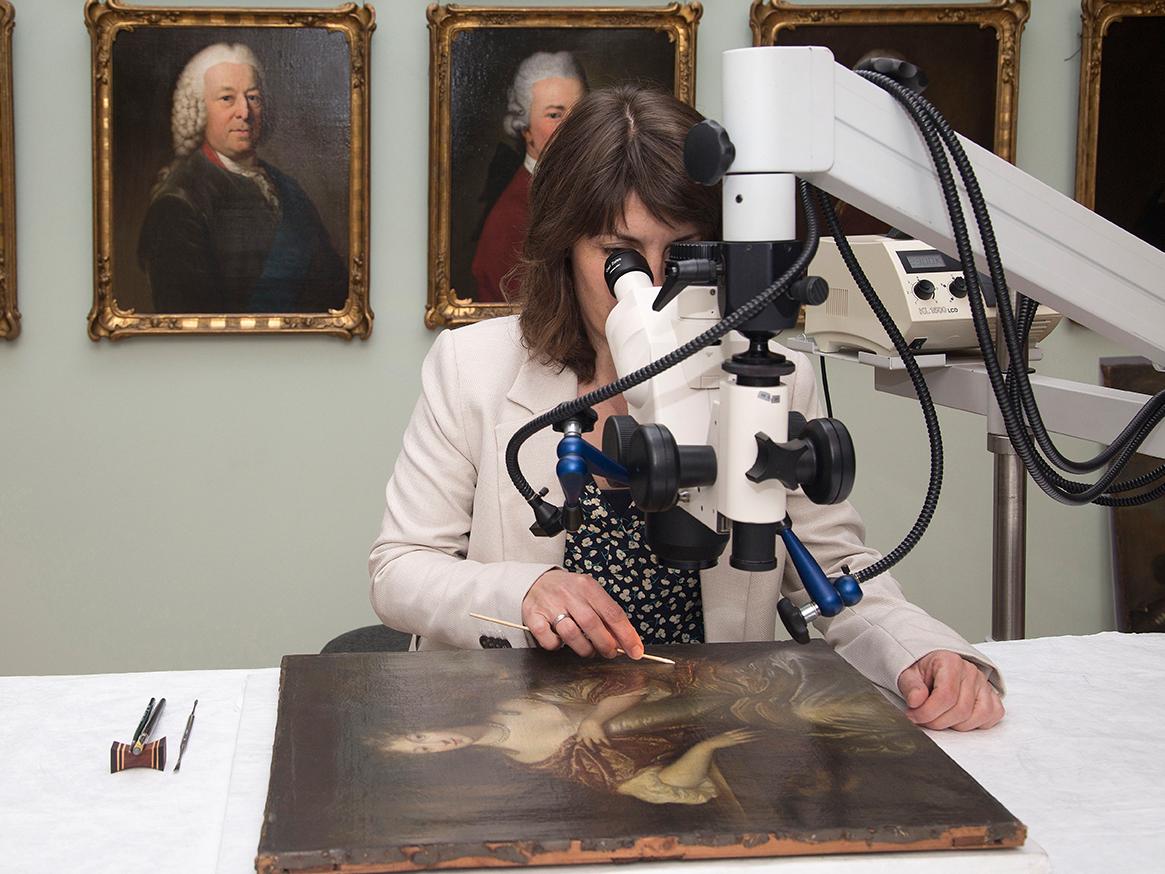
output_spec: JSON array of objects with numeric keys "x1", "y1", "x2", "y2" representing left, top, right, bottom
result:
[{"x1": 469, "y1": 612, "x2": 676, "y2": 665}]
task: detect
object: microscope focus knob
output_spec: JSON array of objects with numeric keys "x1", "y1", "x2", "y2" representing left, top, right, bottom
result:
[
  {"x1": 777, "y1": 597, "x2": 812, "y2": 645},
  {"x1": 602, "y1": 415, "x2": 638, "y2": 465},
  {"x1": 913, "y1": 279, "x2": 936, "y2": 300},
  {"x1": 684, "y1": 119, "x2": 736, "y2": 186},
  {"x1": 626, "y1": 424, "x2": 717, "y2": 512},
  {"x1": 789, "y1": 276, "x2": 830, "y2": 306}
]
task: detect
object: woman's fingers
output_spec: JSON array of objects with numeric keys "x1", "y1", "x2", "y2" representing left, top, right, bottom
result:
[
  {"x1": 523, "y1": 609, "x2": 563, "y2": 651},
  {"x1": 552, "y1": 615, "x2": 596, "y2": 658},
  {"x1": 588, "y1": 585, "x2": 644, "y2": 659},
  {"x1": 522, "y1": 569, "x2": 643, "y2": 659}
]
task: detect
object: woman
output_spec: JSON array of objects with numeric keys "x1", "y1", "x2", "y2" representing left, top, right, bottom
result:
[{"x1": 370, "y1": 86, "x2": 1004, "y2": 732}]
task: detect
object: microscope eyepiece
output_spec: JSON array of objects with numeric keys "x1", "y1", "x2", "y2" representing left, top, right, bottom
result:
[{"x1": 603, "y1": 249, "x2": 652, "y2": 297}]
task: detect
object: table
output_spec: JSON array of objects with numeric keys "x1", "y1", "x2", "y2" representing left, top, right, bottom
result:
[{"x1": 2, "y1": 632, "x2": 1161, "y2": 873}]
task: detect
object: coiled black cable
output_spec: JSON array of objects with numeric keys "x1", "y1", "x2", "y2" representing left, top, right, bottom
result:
[
  {"x1": 505, "y1": 178, "x2": 823, "y2": 505},
  {"x1": 909, "y1": 84, "x2": 1165, "y2": 482},
  {"x1": 858, "y1": 70, "x2": 1165, "y2": 506},
  {"x1": 812, "y1": 188, "x2": 944, "y2": 584},
  {"x1": 909, "y1": 83, "x2": 1165, "y2": 503}
]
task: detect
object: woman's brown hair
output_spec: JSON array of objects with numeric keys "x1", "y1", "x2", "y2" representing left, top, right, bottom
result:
[{"x1": 514, "y1": 85, "x2": 721, "y2": 383}]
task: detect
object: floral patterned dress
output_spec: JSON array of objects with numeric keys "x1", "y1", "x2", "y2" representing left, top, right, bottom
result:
[{"x1": 563, "y1": 480, "x2": 704, "y2": 644}]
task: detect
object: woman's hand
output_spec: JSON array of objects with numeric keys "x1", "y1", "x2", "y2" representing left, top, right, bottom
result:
[
  {"x1": 575, "y1": 717, "x2": 609, "y2": 747},
  {"x1": 700, "y1": 728, "x2": 763, "y2": 751},
  {"x1": 897, "y1": 650, "x2": 1005, "y2": 731},
  {"x1": 523, "y1": 569, "x2": 644, "y2": 659}
]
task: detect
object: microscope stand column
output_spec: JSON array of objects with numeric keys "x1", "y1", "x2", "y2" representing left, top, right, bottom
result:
[{"x1": 989, "y1": 433, "x2": 1027, "y2": 640}]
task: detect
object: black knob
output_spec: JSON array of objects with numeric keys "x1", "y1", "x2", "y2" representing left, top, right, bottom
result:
[
  {"x1": 801, "y1": 418, "x2": 856, "y2": 505},
  {"x1": 552, "y1": 407, "x2": 597, "y2": 433},
  {"x1": 950, "y1": 277, "x2": 968, "y2": 298},
  {"x1": 789, "y1": 276, "x2": 830, "y2": 306},
  {"x1": 627, "y1": 424, "x2": 680, "y2": 512},
  {"x1": 778, "y1": 597, "x2": 811, "y2": 645},
  {"x1": 603, "y1": 415, "x2": 639, "y2": 465},
  {"x1": 684, "y1": 119, "x2": 736, "y2": 186},
  {"x1": 913, "y1": 279, "x2": 935, "y2": 300}
]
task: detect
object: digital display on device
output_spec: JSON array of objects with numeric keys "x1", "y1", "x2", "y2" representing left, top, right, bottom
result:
[{"x1": 898, "y1": 251, "x2": 950, "y2": 272}]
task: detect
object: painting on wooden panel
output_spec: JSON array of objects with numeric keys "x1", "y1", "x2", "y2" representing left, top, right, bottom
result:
[
  {"x1": 1076, "y1": 0, "x2": 1165, "y2": 253},
  {"x1": 425, "y1": 4, "x2": 700, "y2": 328},
  {"x1": 84, "y1": 0, "x2": 374, "y2": 340},
  {"x1": 257, "y1": 641, "x2": 1024, "y2": 872},
  {"x1": 750, "y1": 0, "x2": 1028, "y2": 237}
]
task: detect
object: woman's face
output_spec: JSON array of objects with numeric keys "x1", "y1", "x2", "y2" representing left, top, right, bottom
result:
[
  {"x1": 570, "y1": 193, "x2": 702, "y2": 352},
  {"x1": 386, "y1": 730, "x2": 473, "y2": 754}
]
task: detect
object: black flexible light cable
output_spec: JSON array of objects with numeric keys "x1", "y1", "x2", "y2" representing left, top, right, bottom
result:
[
  {"x1": 906, "y1": 83, "x2": 1165, "y2": 479},
  {"x1": 812, "y1": 187, "x2": 944, "y2": 584},
  {"x1": 858, "y1": 70, "x2": 1165, "y2": 506},
  {"x1": 910, "y1": 86, "x2": 1165, "y2": 503}
]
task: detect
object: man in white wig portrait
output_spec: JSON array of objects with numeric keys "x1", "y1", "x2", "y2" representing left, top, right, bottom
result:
[
  {"x1": 470, "y1": 50, "x2": 587, "y2": 303},
  {"x1": 138, "y1": 43, "x2": 347, "y2": 314}
]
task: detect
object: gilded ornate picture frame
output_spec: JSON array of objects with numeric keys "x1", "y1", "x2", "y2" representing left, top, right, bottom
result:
[
  {"x1": 1076, "y1": 0, "x2": 1165, "y2": 251},
  {"x1": 0, "y1": 1, "x2": 16, "y2": 341},
  {"x1": 750, "y1": 0, "x2": 1028, "y2": 236},
  {"x1": 84, "y1": 0, "x2": 375, "y2": 340},
  {"x1": 425, "y1": 3, "x2": 701, "y2": 329}
]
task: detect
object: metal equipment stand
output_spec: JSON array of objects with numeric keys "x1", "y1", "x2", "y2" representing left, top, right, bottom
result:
[{"x1": 989, "y1": 435, "x2": 1027, "y2": 640}]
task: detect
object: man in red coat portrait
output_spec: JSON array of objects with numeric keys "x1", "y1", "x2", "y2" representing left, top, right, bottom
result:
[{"x1": 471, "y1": 52, "x2": 587, "y2": 303}]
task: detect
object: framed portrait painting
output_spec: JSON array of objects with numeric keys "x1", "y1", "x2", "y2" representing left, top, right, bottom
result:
[
  {"x1": 1076, "y1": 0, "x2": 1165, "y2": 253},
  {"x1": 84, "y1": 1, "x2": 375, "y2": 340},
  {"x1": 0, "y1": 0, "x2": 15, "y2": 341},
  {"x1": 750, "y1": 0, "x2": 1029, "y2": 237},
  {"x1": 425, "y1": 3, "x2": 701, "y2": 329}
]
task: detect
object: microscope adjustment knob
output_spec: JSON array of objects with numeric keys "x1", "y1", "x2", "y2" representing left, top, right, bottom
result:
[
  {"x1": 552, "y1": 407, "x2": 598, "y2": 433},
  {"x1": 627, "y1": 424, "x2": 680, "y2": 512},
  {"x1": 602, "y1": 415, "x2": 639, "y2": 465},
  {"x1": 913, "y1": 279, "x2": 936, "y2": 300},
  {"x1": 801, "y1": 418, "x2": 856, "y2": 505},
  {"x1": 777, "y1": 597, "x2": 812, "y2": 645},
  {"x1": 950, "y1": 277, "x2": 968, "y2": 298},
  {"x1": 789, "y1": 275, "x2": 830, "y2": 306},
  {"x1": 684, "y1": 119, "x2": 736, "y2": 186}
]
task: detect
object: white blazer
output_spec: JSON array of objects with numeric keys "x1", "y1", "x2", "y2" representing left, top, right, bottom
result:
[{"x1": 370, "y1": 316, "x2": 1000, "y2": 697}]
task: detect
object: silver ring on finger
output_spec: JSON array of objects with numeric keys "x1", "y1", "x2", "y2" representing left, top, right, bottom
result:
[{"x1": 549, "y1": 612, "x2": 571, "y2": 636}]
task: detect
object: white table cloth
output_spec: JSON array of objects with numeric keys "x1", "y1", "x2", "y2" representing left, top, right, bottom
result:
[{"x1": 3, "y1": 632, "x2": 1162, "y2": 873}]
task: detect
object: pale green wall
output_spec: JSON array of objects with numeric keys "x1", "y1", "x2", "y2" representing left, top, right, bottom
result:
[{"x1": 0, "y1": 0, "x2": 1130, "y2": 676}]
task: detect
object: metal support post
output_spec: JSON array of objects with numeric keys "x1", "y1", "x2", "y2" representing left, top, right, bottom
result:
[{"x1": 988, "y1": 434, "x2": 1027, "y2": 640}]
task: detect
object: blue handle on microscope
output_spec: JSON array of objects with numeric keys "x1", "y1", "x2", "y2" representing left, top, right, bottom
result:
[
  {"x1": 555, "y1": 450, "x2": 588, "y2": 507},
  {"x1": 555, "y1": 435, "x2": 629, "y2": 504},
  {"x1": 779, "y1": 526, "x2": 845, "y2": 617}
]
